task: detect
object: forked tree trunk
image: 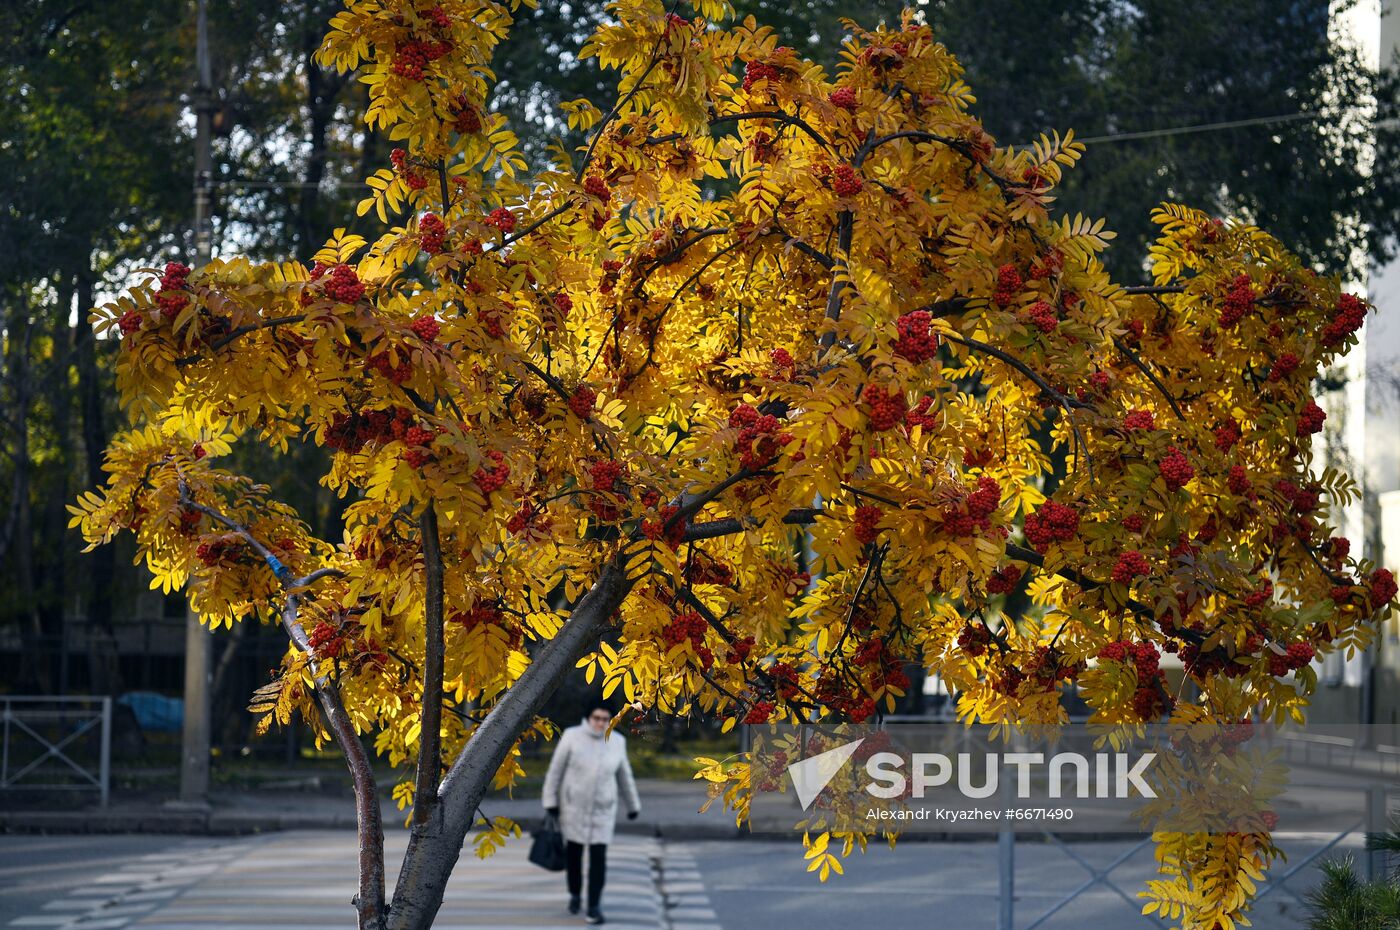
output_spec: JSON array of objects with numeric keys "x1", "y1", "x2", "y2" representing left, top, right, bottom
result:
[{"x1": 377, "y1": 560, "x2": 631, "y2": 930}]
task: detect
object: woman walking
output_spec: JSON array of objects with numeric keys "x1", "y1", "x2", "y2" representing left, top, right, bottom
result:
[{"x1": 542, "y1": 701, "x2": 642, "y2": 925}]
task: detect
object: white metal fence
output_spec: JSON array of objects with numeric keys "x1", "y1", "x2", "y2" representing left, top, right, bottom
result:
[{"x1": 0, "y1": 695, "x2": 111, "y2": 807}]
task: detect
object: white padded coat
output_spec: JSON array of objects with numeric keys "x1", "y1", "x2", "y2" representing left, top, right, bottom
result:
[{"x1": 541, "y1": 720, "x2": 641, "y2": 845}]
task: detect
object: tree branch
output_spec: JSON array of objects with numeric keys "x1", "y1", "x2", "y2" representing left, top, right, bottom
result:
[
  {"x1": 1113, "y1": 335, "x2": 1186, "y2": 421},
  {"x1": 177, "y1": 487, "x2": 382, "y2": 929},
  {"x1": 413, "y1": 505, "x2": 445, "y2": 825},
  {"x1": 175, "y1": 315, "x2": 307, "y2": 367}
]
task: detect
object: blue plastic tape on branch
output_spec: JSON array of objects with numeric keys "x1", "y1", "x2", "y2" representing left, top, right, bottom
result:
[{"x1": 265, "y1": 554, "x2": 292, "y2": 582}]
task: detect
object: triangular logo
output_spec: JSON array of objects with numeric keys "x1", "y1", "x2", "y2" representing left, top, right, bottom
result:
[{"x1": 787, "y1": 738, "x2": 864, "y2": 810}]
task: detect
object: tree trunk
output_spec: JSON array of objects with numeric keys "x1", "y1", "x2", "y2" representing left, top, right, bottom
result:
[
  {"x1": 73, "y1": 263, "x2": 122, "y2": 695},
  {"x1": 5, "y1": 300, "x2": 47, "y2": 692},
  {"x1": 382, "y1": 559, "x2": 631, "y2": 930}
]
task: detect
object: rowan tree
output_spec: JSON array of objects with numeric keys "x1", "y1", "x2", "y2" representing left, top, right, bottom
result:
[{"x1": 70, "y1": 2, "x2": 1397, "y2": 929}]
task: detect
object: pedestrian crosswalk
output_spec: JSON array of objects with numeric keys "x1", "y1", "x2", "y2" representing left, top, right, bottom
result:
[
  {"x1": 6, "y1": 831, "x2": 720, "y2": 930},
  {"x1": 7, "y1": 842, "x2": 243, "y2": 930},
  {"x1": 655, "y1": 844, "x2": 721, "y2": 930}
]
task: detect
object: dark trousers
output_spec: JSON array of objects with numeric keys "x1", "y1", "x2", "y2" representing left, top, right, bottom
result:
[{"x1": 565, "y1": 841, "x2": 607, "y2": 909}]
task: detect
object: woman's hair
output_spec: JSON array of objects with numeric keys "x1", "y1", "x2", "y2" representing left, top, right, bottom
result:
[{"x1": 584, "y1": 699, "x2": 614, "y2": 718}]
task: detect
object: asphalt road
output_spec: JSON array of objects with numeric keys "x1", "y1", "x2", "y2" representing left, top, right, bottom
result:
[
  {"x1": 0, "y1": 830, "x2": 1357, "y2": 929},
  {"x1": 677, "y1": 834, "x2": 1345, "y2": 930},
  {"x1": 0, "y1": 834, "x2": 225, "y2": 922}
]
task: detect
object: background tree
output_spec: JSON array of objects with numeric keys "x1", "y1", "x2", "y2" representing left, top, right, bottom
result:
[
  {"x1": 6, "y1": 0, "x2": 1395, "y2": 710},
  {"x1": 70, "y1": 3, "x2": 1399, "y2": 930}
]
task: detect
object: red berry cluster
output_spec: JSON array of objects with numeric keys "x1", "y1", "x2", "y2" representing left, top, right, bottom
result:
[
  {"x1": 863, "y1": 384, "x2": 907, "y2": 431},
  {"x1": 589, "y1": 459, "x2": 624, "y2": 493},
  {"x1": 662, "y1": 609, "x2": 707, "y2": 647},
  {"x1": 307, "y1": 621, "x2": 345, "y2": 658},
  {"x1": 770, "y1": 347, "x2": 795, "y2": 374},
  {"x1": 177, "y1": 508, "x2": 202, "y2": 534},
  {"x1": 641, "y1": 505, "x2": 686, "y2": 549},
  {"x1": 411, "y1": 315, "x2": 440, "y2": 342},
  {"x1": 478, "y1": 306, "x2": 505, "y2": 338},
  {"x1": 724, "y1": 635, "x2": 755, "y2": 663},
  {"x1": 569, "y1": 385, "x2": 596, "y2": 419},
  {"x1": 487, "y1": 207, "x2": 517, "y2": 234},
  {"x1": 325, "y1": 406, "x2": 413, "y2": 453},
  {"x1": 1268, "y1": 352, "x2": 1300, "y2": 382},
  {"x1": 1159, "y1": 446, "x2": 1195, "y2": 491},
  {"x1": 994, "y1": 264, "x2": 1022, "y2": 305},
  {"x1": 1268, "y1": 642, "x2": 1315, "y2": 677},
  {"x1": 156, "y1": 261, "x2": 191, "y2": 317},
  {"x1": 892, "y1": 309, "x2": 939, "y2": 362},
  {"x1": 993, "y1": 667, "x2": 1026, "y2": 697},
  {"x1": 1273, "y1": 480, "x2": 1320, "y2": 522},
  {"x1": 1227, "y1": 464, "x2": 1252, "y2": 496},
  {"x1": 195, "y1": 537, "x2": 244, "y2": 566},
  {"x1": 1132, "y1": 685, "x2": 1172, "y2": 721},
  {"x1": 391, "y1": 38, "x2": 452, "y2": 81},
  {"x1": 1112, "y1": 550, "x2": 1151, "y2": 584},
  {"x1": 958, "y1": 624, "x2": 992, "y2": 657},
  {"x1": 1099, "y1": 641, "x2": 1170, "y2": 718},
  {"x1": 119, "y1": 310, "x2": 143, "y2": 336},
  {"x1": 831, "y1": 164, "x2": 863, "y2": 197},
  {"x1": 743, "y1": 701, "x2": 774, "y2": 724},
  {"x1": 450, "y1": 94, "x2": 481, "y2": 134},
  {"x1": 1024, "y1": 300, "x2": 1058, "y2": 333},
  {"x1": 1322, "y1": 293, "x2": 1367, "y2": 346},
  {"x1": 1219, "y1": 273, "x2": 1254, "y2": 327},
  {"x1": 1372, "y1": 568, "x2": 1399, "y2": 606},
  {"x1": 1122, "y1": 409, "x2": 1155, "y2": 431},
  {"x1": 1243, "y1": 579, "x2": 1274, "y2": 609},
  {"x1": 451, "y1": 603, "x2": 501, "y2": 631},
  {"x1": 729, "y1": 403, "x2": 792, "y2": 469},
  {"x1": 688, "y1": 555, "x2": 734, "y2": 587},
  {"x1": 369, "y1": 351, "x2": 412, "y2": 384},
  {"x1": 1297, "y1": 400, "x2": 1326, "y2": 435},
  {"x1": 552, "y1": 293, "x2": 572, "y2": 316},
  {"x1": 986, "y1": 565, "x2": 1022, "y2": 595},
  {"x1": 1214, "y1": 419, "x2": 1242, "y2": 451},
  {"x1": 474, "y1": 450, "x2": 509, "y2": 491},
  {"x1": 1025, "y1": 645, "x2": 1079, "y2": 692},
  {"x1": 853, "y1": 505, "x2": 882, "y2": 545},
  {"x1": 420, "y1": 213, "x2": 447, "y2": 254},
  {"x1": 1029, "y1": 249, "x2": 1064, "y2": 280},
  {"x1": 1024, "y1": 501, "x2": 1079, "y2": 549},
  {"x1": 399, "y1": 425, "x2": 436, "y2": 469},
  {"x1": 942, "y1": 476, "x2": 1001, "y2": 537},
  {"x1": 316, "y1": 263, "x2": 365, "y2": 303},
  {"x1": 583, "y1": 175, "x2": 610, "y2": 201},
  {"x1": 506, "y1": 501, "x2": 537, "y2": 535},
  {"x1": 904, "y1": 395, "x2": 937, "y2": 431},
  {"x1": 425, "y1": 5, "x2": 451, "y2": 29},
  {"x1": 390, "y1": 148, "x2": 429, "y2": 190},
  {"x1": 663, "y1": 610, "x2": 713, "y2": 668},
  {"x1": 829, "y1": 87, "x2": 857, "y2": 111},
  {"x1": 742, "y1": 58, "x2": 782, "y2": 92}
]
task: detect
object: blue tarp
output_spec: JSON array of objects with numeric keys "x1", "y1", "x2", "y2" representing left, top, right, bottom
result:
[{"x1": 118, "y1": 691, "x2": 183, "y2": 732}]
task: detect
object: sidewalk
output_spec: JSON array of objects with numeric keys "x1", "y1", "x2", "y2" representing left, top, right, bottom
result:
[{"x1": 0, "y1": 778, "x2": 744, "y2": 840}]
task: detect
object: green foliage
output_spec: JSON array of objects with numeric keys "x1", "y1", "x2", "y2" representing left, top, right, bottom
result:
[{"x1": 1307, "y1": 859, "x2": 1400, "y2": 930}]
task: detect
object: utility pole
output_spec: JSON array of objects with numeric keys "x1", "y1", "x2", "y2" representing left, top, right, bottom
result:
[{"x1": 177, "y1": 0, "x2": 215, "y2": 807}]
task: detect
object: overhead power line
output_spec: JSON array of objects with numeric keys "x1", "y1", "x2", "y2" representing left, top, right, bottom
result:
[{"x1": 216, "y1": 109, "x2": 1400, "y2": 191}]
